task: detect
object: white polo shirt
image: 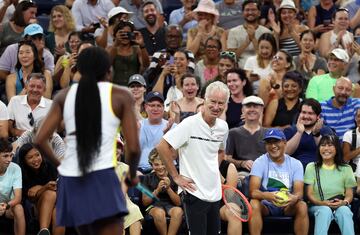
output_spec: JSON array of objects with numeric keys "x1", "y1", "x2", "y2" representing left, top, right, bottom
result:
[
  {"x1": 163, "y1": 112, "x2": 229, "y2": 202},
  {"x1": 7, "y1": 95, "x2": 52, "y2": 131}
]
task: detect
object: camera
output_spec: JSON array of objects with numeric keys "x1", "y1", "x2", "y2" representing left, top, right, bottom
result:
[{"x1": 126, "y1": 32, "x2": 136, "y2": 41}]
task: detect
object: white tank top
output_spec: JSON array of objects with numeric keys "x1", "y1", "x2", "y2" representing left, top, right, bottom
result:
[{"x1": 59, "y1": 82, "x2": 120, "y2": 176}]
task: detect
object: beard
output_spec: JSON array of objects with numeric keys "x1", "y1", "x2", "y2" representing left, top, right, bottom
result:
[
  {"x1": 145, "y1": 14, "x2": 157, "y2": 26},
  {"x1": 304, "y1": 122, "x2": 316, "y2": 129}
]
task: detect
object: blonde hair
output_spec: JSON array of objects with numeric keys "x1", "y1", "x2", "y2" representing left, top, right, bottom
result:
[
  {"x1": 148, "y1": 148, "x2": 161, "y2": 165},
  {"x1": 48, "y1": 5, "x2": 76, "y2": 32}
]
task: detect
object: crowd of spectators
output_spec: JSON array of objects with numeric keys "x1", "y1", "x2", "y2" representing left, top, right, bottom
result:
[{"x1": 1, "y1": 0, "x2": 360, "y2": 234}]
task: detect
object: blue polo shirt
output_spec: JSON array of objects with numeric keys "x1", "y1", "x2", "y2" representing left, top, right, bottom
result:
[
  {"x1": 284, "y1": 125, "x2": 334, "y2": 170},
  {"x1": 320, "y1": 97, "x2": 360, "y2": 140}
]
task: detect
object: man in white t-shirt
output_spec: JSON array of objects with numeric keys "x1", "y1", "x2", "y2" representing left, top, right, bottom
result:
[
  {"x1": 0, "y1": 138, "x2": 25, "y2": 235},
  {"x1": 157, "y1": 81, "x2": 230, "y2": 235},
  {"x1": 7, "y1": 74, "x2": 52, "y2": 137}
]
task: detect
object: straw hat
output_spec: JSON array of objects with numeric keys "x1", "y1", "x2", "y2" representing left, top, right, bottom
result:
[{"x1": 278, "y1": 0, "x2": 297, "y2": 12}]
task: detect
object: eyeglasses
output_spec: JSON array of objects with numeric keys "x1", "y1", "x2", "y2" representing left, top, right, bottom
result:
[
  {"x1": 28, "y1": 112, "x2": 34, "y2": 126},
  {"x1": 0, "y1": 152, "x2": 14, "y2": 158},
  {"x1": 220, "y1": 51, "x2": 237, "y2": 61}
]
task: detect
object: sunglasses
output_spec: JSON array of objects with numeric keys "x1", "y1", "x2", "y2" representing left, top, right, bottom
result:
[
  {"x1": 220, "y1": 51, "x2": 237, "y2": 61},
  {"x1": 28, "y1": 112, "x2": 34, "y2": 126},
  {"x1": 337, "y1": 7, "x2": 349, "y2": 13},
  {"x1": 272, "y1": 55, "x2": 284, "y2": 61}
]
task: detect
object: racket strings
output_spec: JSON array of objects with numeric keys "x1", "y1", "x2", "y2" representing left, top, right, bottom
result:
[{"x1": 224, "y1": 189, "x2": 249, "y2": 219}]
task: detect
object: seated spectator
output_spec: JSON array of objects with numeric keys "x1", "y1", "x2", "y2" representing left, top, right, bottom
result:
[
  {"x1": 320, "y1": 77, "x2": 360, "y2": 140},
  {"x1": 219, "y1": 159, "x2": 242, "y2": 235},
  {"x1": 13, "y1": 121, "x2": 65, "y2": 160},
  {"x1": 226, "y1": 96, "x2": 266, "y2": 180},
  {"x1": 227, "y1": 0, "x2": 271, "y2": 68},
  {"x1": 95, "y1": 6, "x2": 133, "y2": 48},
  {"x1": 107, "y1": 20, "x2": 149, "y2": 86},
  {"x1": 268, "y1": 0, "x2": 307, "y2": 57},
  {"x1": 71, "y1": 0, "x2": 114, "y2": 34},
  {"x1": 115, "y1": 158, "x2": 143, "y2": 235},
  {"x1": 215, "y1": 0, "x2": 244, "y2": 30},
  {"x1": 318, "y1": 8, "x2": 353, "y2": 58},
  {"x1": 169, "y1": 0, "x2": 197, "y2": 42},
  {"x1": 7, "y1": 73, "x2": 52, "y2": 138},
  {"x1": 5, "y1": 40, "x2": 52, "y2": 101},
  {"x1": 306, "y1": 48, "x2": 349, "y2": 102},
  {"x1": 343, "y1": 108, "x2": 360, "y2": 172},
  {"x1": 56, "y1": 40, "x2": 94, "y2": 89},
  {"x1": 293, "y1": 30, "x2": 327, "y2": 88},
  {"x1": 138, "y1": 1, "x2": 166, "y2": 56},
  {"x1": 186, "y1": 0, "x2": 225, "y2": 61},
  {"x1": 248, "y1": 128, "x2": 309, "y2": 235},
  {"x1": 284, "y1": 98, "x2": 333, "y2": 170},
  {"x1": 119, "y1": 0, "x2": 164, "y2": 30},
  {"x1": 304, "y1": 135, "x2": 356, "y2": 235},
  {"x1": 347, "y1": 25, "x2": 360, "y2": 83},
  {"x1": 258, "y1": 50, "x2": 293, "y2": 106},
  {"x1": 152, "y1": 49, "x2": 191, "y2": 103},
  {"x1": 225, "y1": 68, "x2": 253, "y2": 129},
  {"x1": 127, "y1": 74, "x2": 147, "y2": 121},
  {"x1": 200, "y1": 51, "x2": 238, "y2": 97},
  {"x1": 0, "y1": 23, "x2": 55, "y2": 83},
  {"x1": 307, "y1": 0, "x2": 336, "y2": 37},
  {"x1": 18, "y1": 143, "x2": 64, "y2": 235},
  {"x1": 53, "y1": 31, "x2": 82, "y2": 90},
  {"x1": 264, "y1": 71, "x2": 303, "y2": 129},
  {"x1": 0, "y1": 138, "x2": 25, "y2": 235},
  {"x1": 0, "y1": 100, "x2": 8, "y2": 138},
  {"x1": 138, "y1": 92, "x2": 175, "y2": 173},
  {"x1": 143, "y1": 24, "x2": 190, "y2": 91},
  {"x1": 45, "y1": 5, "x2": 76, "y2": 60},
  {"x1": 141, "y1": 148, "x2": 183, "y2": 235},
  {"x1": 244, "y1": 33, "x2": 277, "y2": 95},
  {"x1": 0, "y1": 0, "x2": 37, "y2": 55},
  {"x1": 195, "y1": 37, "x2": 221, "y2": 85},
  {"x1": 169, "y1": 73, "x2": 203, "y2": 123}
]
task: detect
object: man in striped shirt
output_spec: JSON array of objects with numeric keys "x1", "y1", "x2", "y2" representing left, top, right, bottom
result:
[{"x1": 320, "y1": 77, "x2": 360, "y2": 140}]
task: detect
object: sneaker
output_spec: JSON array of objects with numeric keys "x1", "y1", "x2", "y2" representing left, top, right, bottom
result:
[{"x1": 37, "y1": 228, "x2": 50, "y2": 235}]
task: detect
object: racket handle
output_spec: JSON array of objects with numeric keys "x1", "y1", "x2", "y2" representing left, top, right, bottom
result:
[{"x1": 136, "y1": 183, "x2": 160, "y2": 202}]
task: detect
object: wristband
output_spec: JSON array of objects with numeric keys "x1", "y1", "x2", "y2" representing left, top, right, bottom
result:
[{"x1": 344, "y1": 199, "x2": 350, "y2": 206}]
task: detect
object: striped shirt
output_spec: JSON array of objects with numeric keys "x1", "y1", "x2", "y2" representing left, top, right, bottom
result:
[
  {"x1": 320, "y1": 97, "x2": 360, "y2": 140},
  {"x1": 279, "y1": 37, "x2": 301, "y2": 57}
]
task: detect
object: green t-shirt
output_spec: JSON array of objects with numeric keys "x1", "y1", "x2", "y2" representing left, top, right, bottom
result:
[
  {"x1": 304, "y1": 162, "x2": 356, "y2": 201},
  {"x1": 305, "y1": 73, "x2": 337, "y2": 102}
]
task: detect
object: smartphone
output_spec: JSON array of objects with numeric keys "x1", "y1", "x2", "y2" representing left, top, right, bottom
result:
[
  {"x1": 355, "y1": 36, "x2": 360, "y2": 45},
  {"x1": 323, "y1": 19, "x2": 331, "y2": 27},
  {"x1": 168, "y1": 56, "x2": 174, "y2": 65},
  {"x1": 126, "y1": 32, "x2": 136, "y2": 41}
]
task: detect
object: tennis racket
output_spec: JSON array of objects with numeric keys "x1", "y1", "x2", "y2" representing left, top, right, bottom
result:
[
  {"x1": 222, "y1": 184, "x2": 252, "y2": 222},
  {"x1": 136, "y1": 183, "x2": 160, "y2": 202}
]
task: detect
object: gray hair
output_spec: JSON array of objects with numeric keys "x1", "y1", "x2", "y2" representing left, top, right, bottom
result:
[{"x1": 204, "y1": 81, "x2": 230, "y2": 103}]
